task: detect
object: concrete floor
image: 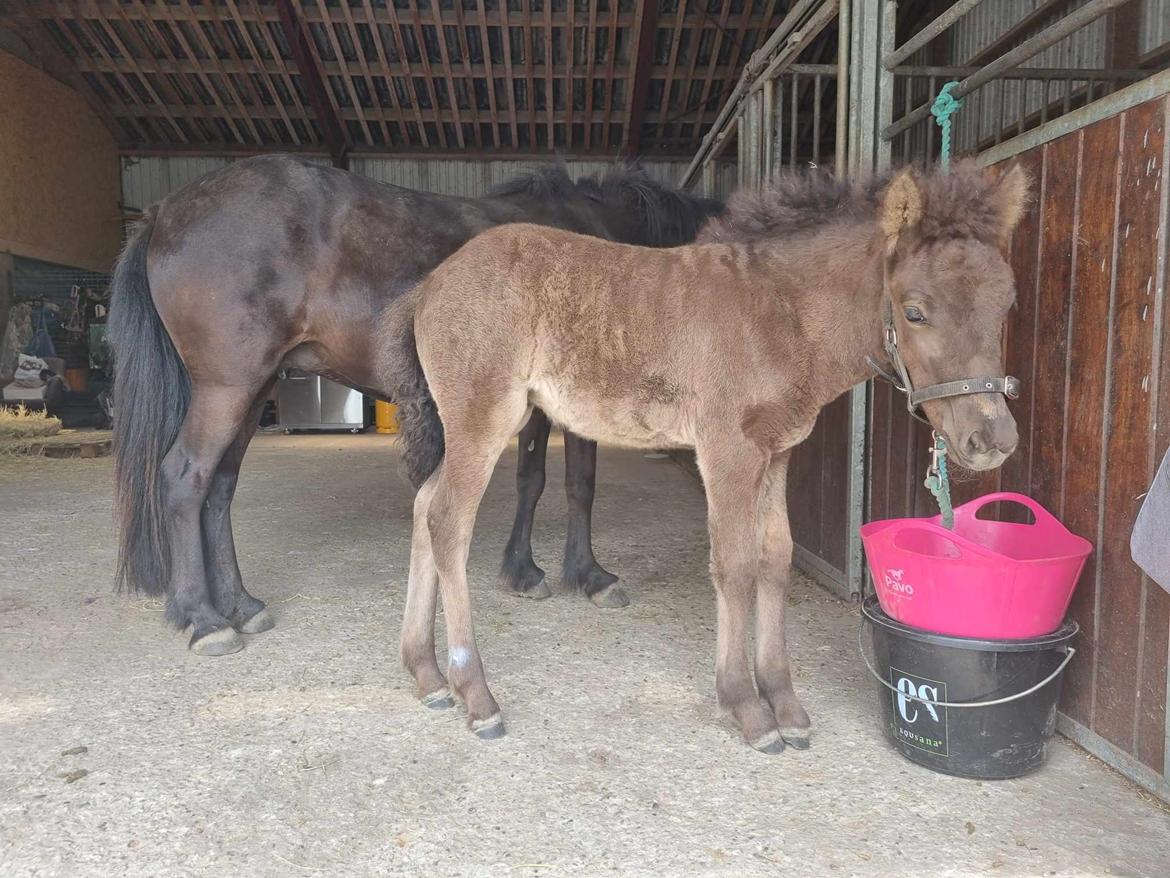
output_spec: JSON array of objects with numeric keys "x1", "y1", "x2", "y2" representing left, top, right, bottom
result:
[{"x1": 1, "y1": 433, "x2": 1168, "y2": 878}]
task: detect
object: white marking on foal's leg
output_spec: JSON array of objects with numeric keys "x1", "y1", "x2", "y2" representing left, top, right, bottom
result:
[{"x1": 448, "y1": 646, "x2": 471, "y2": 669}]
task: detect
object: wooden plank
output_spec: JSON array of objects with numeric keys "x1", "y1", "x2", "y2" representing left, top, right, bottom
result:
[
  {"x1": 1029, "y1": 130, "x2": 1081, "y2": 518},
  {"x1": 868, "y1": 378, "x2": 893, "y2": 522},
  {"x1": 1094, "y1": 99, "x2": 1165, "y2": 752},
  {"x1": 543, "y1": 0, "x2": 554, "y2": 148},
  {"x1": 412, "y1": 0, "x2": 463, "y2": 148},
  {"x1": 470, "y1": 0, "x2": 500, "y2": 148},
  {"x1": 375, "y1": 0, "x2": 430, "y2": 149},
  {"x1": 497, "y1": 0, "x2": 522, "y2": 149},
  {"x1": 333, "y1": 0, "x2": 392, "y2": 147},
  {"x1": 521, "y1": 0, "x2": 538, "y2": 148},
  {"x1": 224, "y1": 0, "x2": 302, "y2": 145},
  {"x1": 998, "y1": 148, "x2": 1046, "y2": 505},
  {"x1": 1058, "y1": 114, "x2": 1121, "y2": 726},
  {"x1": 358, "y1": 0, "x2": 409, "y2": 146},
  {"x1": 449, "y1": 0, "x2": 483, "y2": 149},
  {"x1": 600, "y1": 0, "x2": 621, "y2": 149},
  {"x1": 820, "y1": 393, "x2": 850, "y2": 572},
  {"x1": 624, "y1": 0, "x2": 660, "y2": 156},
  {"x1": 789, "y1": 413, "x2": 825, "y2": 557},
  {"x1": 651, "y1": 0, "x2": 690, "y2": 147},
  {"x1": 1136, "y1": 97, "x2": 1170, "y2": 773},
  {"x1": 583, "y1": 0, "x2": 598, "y2": 150}
]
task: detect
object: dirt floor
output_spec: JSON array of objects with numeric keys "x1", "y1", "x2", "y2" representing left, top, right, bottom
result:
[{"x1": 2, "y1": 432, "x2": 1169, "y2": 877}]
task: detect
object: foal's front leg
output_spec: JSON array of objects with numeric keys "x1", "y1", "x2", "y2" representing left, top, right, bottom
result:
[
  {"x1": 755, "y1": 453, "x2": 811, "y2": 748},
  {"x1": 697, "y1": 441, "x2": 784, "y2": 753}
]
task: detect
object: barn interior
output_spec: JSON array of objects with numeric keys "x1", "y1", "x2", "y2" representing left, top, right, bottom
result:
[{"x1": 2, "y1": 1, "x2": 1170, "y2": 875}]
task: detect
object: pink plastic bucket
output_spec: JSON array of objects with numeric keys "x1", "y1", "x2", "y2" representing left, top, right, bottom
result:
[{"x1": 860, "y1": 493, "x2": 1092, "y2": 639}]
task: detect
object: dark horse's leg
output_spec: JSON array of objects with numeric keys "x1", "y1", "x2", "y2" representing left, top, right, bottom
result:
[
  {"x1": 498, "y1": 408, "x2": 553, "y2": 599},
  {"x1": 161, "y1": 387, "x2": 262, "y2": 655},
  {"x1": 204, "y1": 382, "x2": 275, "y2": 635},
  {"x1": 561, "y1": 433, "x2": 627, "y2": 608}
]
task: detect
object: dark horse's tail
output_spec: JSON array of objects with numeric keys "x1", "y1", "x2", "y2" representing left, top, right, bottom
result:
[
  {"x1": 379, "y1": 288, "x2": 445, "y2": 488},
  {"x1": 108, "y1": 206, "x2": 190, "y2": 596}
]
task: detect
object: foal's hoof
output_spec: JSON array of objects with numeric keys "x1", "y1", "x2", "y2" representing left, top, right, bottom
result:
[
  {"x1": 749, "y1": 730, "x2": 786, "y2": 755},
  {"x1": 471, "y1": 713, "x2": 506, "y2": 740},
  {"x1": 421, "y1": 687, "x2": 455, "y2": 710},
  {"x1": 236, "y1": 607, "x2": 275, "y2": 635},
  {"x1": 189, "y1": 626, "x2": 244, "y2": 656},
  {"x1": 780, "y1": 729, "x2": 811, "y2": 750},
  {"x1": 589, "y1": 582, "x2": 630, "y2": 609}
]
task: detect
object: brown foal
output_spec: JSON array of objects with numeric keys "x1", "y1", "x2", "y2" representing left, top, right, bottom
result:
[{"x1": 385, "y1": 162, "x2": 1030, "y2": 749}]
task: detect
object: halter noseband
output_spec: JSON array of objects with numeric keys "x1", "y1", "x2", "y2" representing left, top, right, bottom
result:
[{"x1": 867, "y1": 299, "x2": 1020, "y2": 426}]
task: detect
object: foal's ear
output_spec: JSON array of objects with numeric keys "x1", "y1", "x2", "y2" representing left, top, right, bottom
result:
[
  {"x1": 879, "y1": 170, "x2": 924, "y2": 252},
  {"x1": 988, "y1": 162, "x2": 1032, "y2": 243}
]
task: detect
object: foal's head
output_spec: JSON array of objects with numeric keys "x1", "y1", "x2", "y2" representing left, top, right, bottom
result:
[{"x1": 878, "y1": 161, "x2": 1031, "y2": 470}]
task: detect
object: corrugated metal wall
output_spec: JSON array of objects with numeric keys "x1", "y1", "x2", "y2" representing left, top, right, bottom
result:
[
  {"x1": 950, "y1": 0, "x2": 1111, "y2": 152},
  {"x1": 1141, "y1": 0, "x2": 1170, "y2": 55},
  {"x1": 120, "y1": 156, "x2": 738, "y2": 210}
]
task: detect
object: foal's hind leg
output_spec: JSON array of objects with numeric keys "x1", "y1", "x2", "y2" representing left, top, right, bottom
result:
[
  {"x1": 498, "y1": 408, "x2": 553, "y2": 600},
  {"x1": 204, "y1": 382, "x2": 275, "y2": 635},
  {"x1": 754, "y1": 453, "x2": 811, "y2": 748},
  {"x1": 401, "y1": 469, "x2": 454, "y2": 708},
  {"x1": 560, "y1": 433, "x2": 626, "y2": 608},
  {"x1": 428, "y1": 398, "x2": 530, "y2": 739},
  {"x1": 162, "y1": 387, "x2": 263, "y2": 655},
  {"x1": 696, "y1": 439, "x2": 784, "y2": 753}
]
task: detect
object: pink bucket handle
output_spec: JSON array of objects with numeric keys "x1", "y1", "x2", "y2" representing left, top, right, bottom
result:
[
  {"x1": 887, "y1": 524, "x2": 995, "y2": 561},
  {"x1": 955, "y1": 492, "x2": 1066, "y2": 533}
]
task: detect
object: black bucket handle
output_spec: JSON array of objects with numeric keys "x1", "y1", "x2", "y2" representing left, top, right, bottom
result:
[{"x1": 858, "y1": 619, "x2": 1076, "y2": 709}]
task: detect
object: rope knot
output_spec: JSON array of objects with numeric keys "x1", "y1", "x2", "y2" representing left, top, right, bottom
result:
[{"x1": 931, "y1": 81, "x2": 964, "y2": 171}]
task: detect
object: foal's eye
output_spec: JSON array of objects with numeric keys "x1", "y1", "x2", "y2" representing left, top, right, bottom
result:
[{"x1": 903, "y1": 306, "x2": 928, "y2": 325}]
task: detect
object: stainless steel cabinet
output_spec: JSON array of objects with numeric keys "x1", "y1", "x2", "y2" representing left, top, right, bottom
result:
[{"x1": 277, "y1": 369, "x2": 367, "y2": 431}]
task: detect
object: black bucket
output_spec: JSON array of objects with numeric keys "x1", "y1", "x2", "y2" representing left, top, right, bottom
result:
[{"x1": 861, "y1": 596, "x2": 1077, "y2": 780}]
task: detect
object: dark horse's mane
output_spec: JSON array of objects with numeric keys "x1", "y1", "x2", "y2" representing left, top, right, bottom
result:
[
  {"x1": 490, "y1": 163, "x2": 720, "y2": 246},
  {"x1": 698, "y1": 162, "x2": 1018, "y2": 246}
]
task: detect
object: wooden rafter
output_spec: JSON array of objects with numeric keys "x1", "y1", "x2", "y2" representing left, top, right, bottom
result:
[
  {"x1": 275, "y1": 0, "x2": 349, "y2": 164},
  {"x1": 4, "y1": 0, "x2": 792, "y2": 156}
]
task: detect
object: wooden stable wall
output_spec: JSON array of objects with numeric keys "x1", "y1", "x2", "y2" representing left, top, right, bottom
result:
[
  {"x1": 0, "y1": 49, "x2": 121, "y2": 272},
  {"x1": 789, "y1": 395, "x2": 852, "y2": 589},
  {"x1": 869, "y1": 92, "x2": 1170, "y2": 793}
]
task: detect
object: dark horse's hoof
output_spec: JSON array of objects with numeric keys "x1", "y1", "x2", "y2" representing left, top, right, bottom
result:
[
  {"x1": 750, "y1": 730, "x2": 786, "y2": 755},
  {"x1": 235, "y1": 607, "x2": 275, "y2": 634},
  {"x1": 589, "y1": 582, "x2": 630, "y2": 609},
  {"x1": 471, "y1": 713, "x2": 506, "y2": 740},
  {"x1": 189, "y1": 625, "x2": 244, "y2": 656},
  {"x1": 421, "y1": 687, "x2": 455, "y2": 710},
  {"x1": 498, "y1": 561, "x2": 551, "y2": 600},
  {"x1": 780, "y1": 729, "x2": 811, "y2": 750}
]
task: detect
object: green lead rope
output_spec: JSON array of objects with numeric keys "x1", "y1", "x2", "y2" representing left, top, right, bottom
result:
[
  {"x1": 925, "y1": 81, "x2": 963, "y2": 528},
  {"x1": 925, "y1": 432, "x2": 955, "y2": 529},
  {"x1": 930, "y1": 81, "x2": 964, "y2": 172}
]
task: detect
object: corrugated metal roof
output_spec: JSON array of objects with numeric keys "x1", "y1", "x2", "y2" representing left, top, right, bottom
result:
[{"x1": 121, "y1": 155, "x2": 736, "y2": 209}]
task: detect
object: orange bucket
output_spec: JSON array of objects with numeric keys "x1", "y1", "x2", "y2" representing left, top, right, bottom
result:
[{"x1": 375, "y1": 400, "x2": 398, "y2": 434}]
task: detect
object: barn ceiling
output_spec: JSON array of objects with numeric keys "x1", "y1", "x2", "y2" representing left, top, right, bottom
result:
[{"x1": 5, "y1": 0, "x2": 798, "y2": 159}]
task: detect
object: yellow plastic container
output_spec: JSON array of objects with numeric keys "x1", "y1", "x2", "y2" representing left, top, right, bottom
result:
[{"x1": 375, "y1": 400, "x2": 399, "y2": 434}]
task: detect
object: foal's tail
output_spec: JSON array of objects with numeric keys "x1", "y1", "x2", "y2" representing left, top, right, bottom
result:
[
  {"x1": 108, "y1": 206, "x2": 190, "y2": 596},
  {"x1": 378, "y1": 289, "x2": 445, "y2": 488}
]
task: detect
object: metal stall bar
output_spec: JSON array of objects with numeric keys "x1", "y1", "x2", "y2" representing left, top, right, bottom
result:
[
  {"x1": 678, "y1": 0, "x2": 833, "y2": 188},
  {"x1": 882, "y1": 0, "x2": 986, "y2": 70},
  {"x1": 881, "y1": 0, "x2": 1131, "y2": 142}
]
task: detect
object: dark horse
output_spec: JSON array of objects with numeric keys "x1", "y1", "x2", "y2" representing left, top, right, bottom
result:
[{"x1": 108, "y1": 155, "x2": 720, "y2": 655}]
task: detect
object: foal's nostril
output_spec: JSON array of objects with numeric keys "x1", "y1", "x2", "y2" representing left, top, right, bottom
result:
[{"x1": 963, "y1": 429, "x2": 990, "y2": 458}]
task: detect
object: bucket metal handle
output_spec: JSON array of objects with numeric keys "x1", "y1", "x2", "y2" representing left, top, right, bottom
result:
[{"x1": 857, "y1": 620, "x2": 1076, "y2": 709}]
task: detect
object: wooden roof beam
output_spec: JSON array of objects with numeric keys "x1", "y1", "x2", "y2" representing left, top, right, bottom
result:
[
  {"x1": 625, "y1": 0, "x2": 662, "y2": 157},
  {"x1": 275, "y1": 0, "x2": 350, "y2": 166}
]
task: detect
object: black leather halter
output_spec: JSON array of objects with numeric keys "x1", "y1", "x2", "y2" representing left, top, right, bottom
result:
[{"x1": 867, "y1": 299, "x2": 1020, "y2": 426}]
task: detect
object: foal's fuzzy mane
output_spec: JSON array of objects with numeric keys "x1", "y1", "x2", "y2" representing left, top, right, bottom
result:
[{"x1": 698, "y1": 161, "x2": 1014, "y2": 246}]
